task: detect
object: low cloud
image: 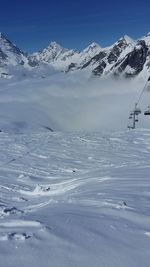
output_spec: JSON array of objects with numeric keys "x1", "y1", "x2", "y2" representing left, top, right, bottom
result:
[{"x1": 0, "y1": 72, "x2": 149, "y2": 132}]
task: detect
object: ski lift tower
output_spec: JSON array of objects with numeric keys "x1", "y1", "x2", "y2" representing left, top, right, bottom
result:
[
  {"x1": 128, "y1": 103, "x2": 141, "y2": 129},
  {"x1": 127, "y1": 76, "x2": 150, "y2": 129}
]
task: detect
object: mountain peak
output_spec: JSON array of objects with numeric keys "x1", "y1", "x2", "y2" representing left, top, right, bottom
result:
[
  {"x1": 145, "y1": 32, "x2": 150, "y2": 37},
  {"x1": 46, "y1": 41, "x2": 68, "y2": 54},
  {"x1": 119, "y1": 35, "x2": 135, "y2": 45},
  {"x1": 139, "y1": 32, "x2": 150, "y2": 46},
  {"x1": 83, "y1": 42, "x2": 101, "y2": 54},
  {"x1": 0, "y1": 32, "x2": 15, "y2": 48},
  {"x1": 47, "y1": 41, "x2": 63, "y2": 50},
  {"x1": 0, "y1": 31, "x2": 150, "y2": 79},
  {"x1": 88, "y1": 42, "x2": 101, "y2": 48},
  {"x1": 0, "y1": 32, "x2": 9, "y2": 41},
  {"x1": 49, "y1": 41, "x2": 61, "y2": 46},
  {"x1": 0, "y1": 32, "x2": 5, "y2": 38}
]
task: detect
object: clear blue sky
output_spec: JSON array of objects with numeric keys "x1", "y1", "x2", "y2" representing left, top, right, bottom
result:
[{"x1": 1, "y1": 0, "x2": 150, "y2": 52}]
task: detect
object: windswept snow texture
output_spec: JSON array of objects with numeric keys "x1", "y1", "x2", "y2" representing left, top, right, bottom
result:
[{"x1": 0, "y1": 129, "x2": 150, "y2": 266}]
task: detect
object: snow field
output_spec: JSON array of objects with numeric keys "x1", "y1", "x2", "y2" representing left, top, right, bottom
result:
[{"x1": 0, "y1": 130, "x2": 150, "y2": 266}]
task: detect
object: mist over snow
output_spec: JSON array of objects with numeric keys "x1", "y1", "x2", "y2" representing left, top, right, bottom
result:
[
  {"x1": 1, "y1": 51, "x2": 150, "y2": 267},
  {"x1": 0, "y1": 72, "x2": 149, "y2": 132}
]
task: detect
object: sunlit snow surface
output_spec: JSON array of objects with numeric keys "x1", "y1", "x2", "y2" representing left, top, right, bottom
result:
[{"x1": 0, "y1": 129, "x2": 150, "y2": 266}]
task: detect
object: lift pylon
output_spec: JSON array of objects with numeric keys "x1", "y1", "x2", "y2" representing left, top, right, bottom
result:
[{"x1": 128, "y1": 103, "x2": 141, "y2": 129}]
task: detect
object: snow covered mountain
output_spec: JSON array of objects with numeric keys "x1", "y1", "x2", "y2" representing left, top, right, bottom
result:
[
  {"x1": 28, "y1": 41, "x2": 80, "y2": 71},
  {"x1": 28, "y1": 41, "x2": 102, "y2": 71},
  {"x1": 1, "y1": 32, "x2": 150, "y2": 79},
  {"x1": 0, "y1": 33, "x2": 30, "y2": 78}
]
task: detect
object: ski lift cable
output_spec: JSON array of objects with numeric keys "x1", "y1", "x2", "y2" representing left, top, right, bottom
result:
[
  {"x1": 136, "y1": 76, "x2": 150, "y2": 105},
  {"x1": 127, "y1": 75, "x2": 150, "y2": 129}
]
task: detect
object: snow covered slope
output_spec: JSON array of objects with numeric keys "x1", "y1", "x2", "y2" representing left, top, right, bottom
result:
[
  {"x1": 0, "y1": 129, "x2": 150, "y2": 266},
  {"x1": 0, "y1": 35, "x2": 150, "y2": 266}
]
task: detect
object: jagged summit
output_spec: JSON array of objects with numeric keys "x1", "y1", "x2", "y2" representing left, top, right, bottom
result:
[
  {"x1": 144, "y1": 32, "x2": 150, "y2": 37},
  {"x1": 86, "y1": 42, "x2": 101, "y2": 48},
  {"x1": 0, "y1": 32, "x2": 12, "y2": 47},
  {"x1": 122, "y1": 35, "x2": 135, "y2": 44},
  {"x1": 139, "y1": 33, "x2": 150, "y2": 47},
  {"x1": 47, "y1": 41, "x2": 64, "y2": 50},
  {"x1": 90, "y1": 42, "x2": 101, "y2": 47},
  {"x1": 0, "y1": 32, "x2": 28, "y2": 77},
  {"x1": 49, "y1": 41, "x2": 60, "y2": 46},
  {"x1": 83, "y1": 42, "x2": 101, "y2": 53},
  {"x1": 0, "y1": 32, "x2": 10, "y2": 40},
  {"x1": 116, "y1": 35, "x2": 135, "y2": 45},
  {"x1": 0, "y1": 32, "x2": 20, "y2": 51},
  {"x1": 0, "y1": 32, "x2": 5, "y2": 38},
  {"x1": 0, "y1": 31, "x2": 150, "y2": 79}
]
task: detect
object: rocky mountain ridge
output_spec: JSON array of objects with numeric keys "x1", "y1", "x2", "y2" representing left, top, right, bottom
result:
[{"x1": 0, "y1": 32, "x2": 150, "y2": 79}]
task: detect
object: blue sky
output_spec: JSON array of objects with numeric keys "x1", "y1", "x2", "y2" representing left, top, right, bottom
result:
[{"x1": 1, "y1": 0, "x2": 150, "y2": 52}]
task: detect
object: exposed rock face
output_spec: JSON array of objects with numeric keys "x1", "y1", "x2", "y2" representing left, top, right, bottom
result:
[
  {"x1": 66, "y1": 62, "x2": 78, "y2": 72},
  {"x1": 0, "y1": 32, "x2": 150, "y2": 79},
  {"x1": 81, "y1": 51, "x2": 107, "y2": 70},
  {"x1": 117, "y1": 40, "x2": 148, "y2": 76}
]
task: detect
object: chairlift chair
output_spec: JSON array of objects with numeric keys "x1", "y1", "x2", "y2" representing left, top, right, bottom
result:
[
  {"x1": 144, "y1": 106, "x2": 150, "y2": 116},
  {"x1": 129, "y1": 111, "x2": 134, "y2": 119},
  {"x1": 128, "y1": 124, "x2": 133, "y2": 129},
  {"x1": 134, "y1": 107, "x2": 142, "y2": 115}
]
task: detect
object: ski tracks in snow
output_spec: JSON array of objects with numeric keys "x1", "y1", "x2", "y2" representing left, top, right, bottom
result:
[{"x1": 0, "y1": 130, "x2": 150, "y2": 266}]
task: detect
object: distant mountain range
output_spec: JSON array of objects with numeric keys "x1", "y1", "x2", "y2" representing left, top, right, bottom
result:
[{"x1": 0, "y1": 32, "x2": 150, "y2": 79}]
